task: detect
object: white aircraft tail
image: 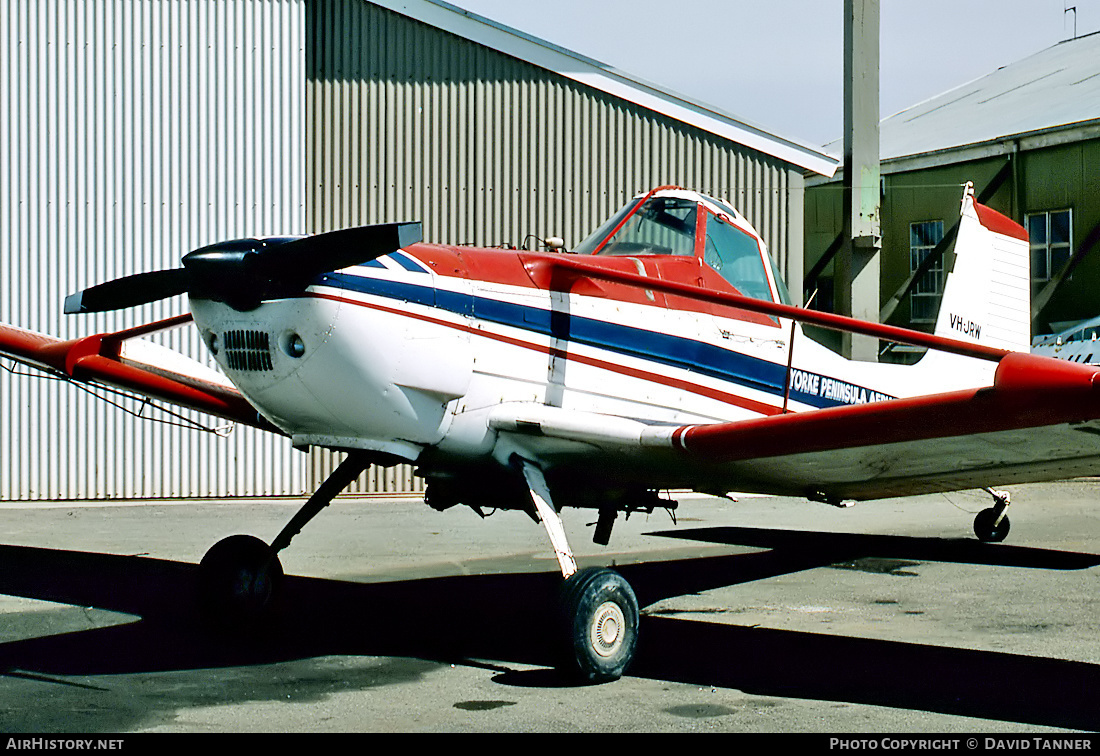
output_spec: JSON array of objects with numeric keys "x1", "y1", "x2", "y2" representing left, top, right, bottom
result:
[
  {"x1": 905, "y1": 185, "x2": 1030, "y2": 386},
  {"x1": 932, "y1": 185, "x2": 1031, "y2": 352}
]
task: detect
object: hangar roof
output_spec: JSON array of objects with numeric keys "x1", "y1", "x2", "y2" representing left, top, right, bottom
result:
[
  {"x1": 370, "y1": 0, "x2": 840, "y2": 177},
  {"x1": 826, "y1": 30, "x2": 1100, "y2": 165}
]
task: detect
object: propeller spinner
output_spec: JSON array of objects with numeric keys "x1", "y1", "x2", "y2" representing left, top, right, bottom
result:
[{"x1": 64, "y1": 222, "x2": 423, "y2": 314}]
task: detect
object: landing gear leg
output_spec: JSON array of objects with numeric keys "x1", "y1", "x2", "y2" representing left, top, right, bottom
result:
[
  {"x1": 198, "y1": 451, "x2": 373, "y2": 627},
  {"x1": 974, "y1": 488, "x2": 1011, "y2": 543},
  {"x1": 519, "y1": 460, "x2": 639, "y2": 683},
  {"x1": 520, "y1": 461, "x2": 577, "y2": 579}
]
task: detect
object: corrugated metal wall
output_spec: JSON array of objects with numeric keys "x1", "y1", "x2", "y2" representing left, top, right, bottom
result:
[
  {"x1": 0, "y1": 0, "x2": 309, "y2": 500},
  {"x1": 305, "y1": 0, "x2": 805, "y2": 493},
  {"x1": 1, "y1": 0, "x2": 805, "y2": 501}
]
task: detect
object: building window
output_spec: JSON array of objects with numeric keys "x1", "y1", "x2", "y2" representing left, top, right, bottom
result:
[
  {"x1": 909, "y1": 220, "x2": 944, "y2": 323},
  {"x1": 1027, "y1": 209, "x2": 1072, "y2": 282}
]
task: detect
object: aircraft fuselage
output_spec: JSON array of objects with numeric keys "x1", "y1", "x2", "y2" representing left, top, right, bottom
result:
[{"x1": 189, "y1": 240, "x2": 988, "y2": 482}]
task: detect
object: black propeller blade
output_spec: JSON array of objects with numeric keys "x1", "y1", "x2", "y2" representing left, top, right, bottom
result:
[
  {"x1": 248, "y1": 222, "x2": 424, "y2": 283},
  {"x1": 64, "y1": 221, "x2": 423, "y2": 314},
  {"x1": 64, "y1": 269, "x2": 191, "y2": 315}
]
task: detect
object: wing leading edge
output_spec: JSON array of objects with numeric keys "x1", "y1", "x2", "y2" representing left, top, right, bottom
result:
[
  {"x1": 673, "y1": 352, "x2": 1100, "y2": 501},
  {"x1": 0, "y1": 316, "x2": 279, "y2": 433}
]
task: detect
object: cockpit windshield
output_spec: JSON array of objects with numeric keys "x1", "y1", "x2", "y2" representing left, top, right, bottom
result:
[
  {"x1": 571, "y1": 199, "x2": 640, "y2": 256},
  {"x1": 575, "y1": 197, "x2": 698, "y2": 257},
  {"x1": 574, "y1": 191, "x2": 788, "y2": 304}
]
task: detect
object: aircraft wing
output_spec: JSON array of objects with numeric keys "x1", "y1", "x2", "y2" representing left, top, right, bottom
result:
[
  {"x1": 491, "y1": 351, "x2": 1100, "y2": 502},
  {"x1": 0, "y1": 316, "x2": 279, "y2": 433}
]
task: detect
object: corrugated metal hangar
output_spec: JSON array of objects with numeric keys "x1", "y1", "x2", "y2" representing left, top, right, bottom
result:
[{"x1": 1, "y1": 0, "x2": 837, "y2": 502}]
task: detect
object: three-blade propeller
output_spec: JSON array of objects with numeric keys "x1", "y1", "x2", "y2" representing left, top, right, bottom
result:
[{"x1": 64, "y1": 222, "x2": 423, "y2": 314}]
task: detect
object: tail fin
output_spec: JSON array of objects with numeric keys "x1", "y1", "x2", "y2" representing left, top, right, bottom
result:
[{"x1": 933, "y1": 184, "x2": 1031, "y2": 352}]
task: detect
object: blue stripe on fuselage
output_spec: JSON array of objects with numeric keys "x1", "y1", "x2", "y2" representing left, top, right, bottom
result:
[
  {"x1": 318, "y1": 272, "x2": 436, "y2": 308},
  {"x1": 316, "y1": 271, "x2": 871, "y2": 409},
  {"x1": 388, "y1": 251, "x2": 431, "y2": 273}
]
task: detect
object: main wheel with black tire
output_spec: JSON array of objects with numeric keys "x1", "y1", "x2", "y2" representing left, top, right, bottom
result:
[
  {"x1": 974, "y1": 507, "x2": 1011, "y2": 543},
  {"x1": 198, "y1": 534, "x2": 284, "y2": 629},
  {"x1": 560, "y1": 567, "x2": 639, "y2": 683}
]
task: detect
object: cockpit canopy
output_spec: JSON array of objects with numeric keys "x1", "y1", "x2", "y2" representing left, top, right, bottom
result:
[{"x1": 573, "y1": 188, "x2": 791, "y2": 305}]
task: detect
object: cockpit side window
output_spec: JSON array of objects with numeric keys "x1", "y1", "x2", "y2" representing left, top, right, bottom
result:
[
  {"x1": 703, "y1": 213, "x2": 775, "y2": 302},
  {"x1": 591, "y1": 197, "x2": 698, "y2": 257}
]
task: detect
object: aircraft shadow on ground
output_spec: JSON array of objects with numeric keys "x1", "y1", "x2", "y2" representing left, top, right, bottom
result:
[{"x1": 0, "y1": 527, "x2": 1097, "y2": 730}]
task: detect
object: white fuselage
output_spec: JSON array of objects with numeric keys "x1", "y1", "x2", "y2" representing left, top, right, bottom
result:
[{"x1": 189, "y1": 246, "x2": 997, "y2": 472}]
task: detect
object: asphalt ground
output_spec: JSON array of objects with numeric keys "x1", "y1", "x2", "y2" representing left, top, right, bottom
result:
[{"x1": 0, "y1": 480, "x2": 1098, "y2": 734}]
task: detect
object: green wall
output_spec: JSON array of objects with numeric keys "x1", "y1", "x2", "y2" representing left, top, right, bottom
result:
[{"x1": 804, "y1": 136, "x2": 1100, "y2": 341}]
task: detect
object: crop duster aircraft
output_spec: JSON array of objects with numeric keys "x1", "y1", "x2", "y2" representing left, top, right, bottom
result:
[{"x1": 3, "y1": 184, "x2": 1100, "y2": 682}]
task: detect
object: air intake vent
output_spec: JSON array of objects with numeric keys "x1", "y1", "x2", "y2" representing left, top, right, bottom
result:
[{"x1": 224, "y1": 330, "x2": 273, "y2": 371}]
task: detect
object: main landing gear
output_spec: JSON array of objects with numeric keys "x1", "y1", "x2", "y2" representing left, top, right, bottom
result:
[
  {"x1": 196, "y1": 452, "x2": 640, "y2": 683},
  {"x1": 198, "y1": 533, "x2": 284, "y2": 625},
  {"x1": 974, "y1": 488, "x2": 1011, "y2": 543},
  {"x1": 519, "y1": 460, "x2": 640, "y2": 683}
]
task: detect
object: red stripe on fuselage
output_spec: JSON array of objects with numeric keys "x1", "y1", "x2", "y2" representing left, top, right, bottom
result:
[{"x1": 306, "y1": 291, "x2": 785, "y2": 417}]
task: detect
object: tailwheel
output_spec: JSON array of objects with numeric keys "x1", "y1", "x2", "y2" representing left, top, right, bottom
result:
[
  {"x1": 974, "y1": 507, "x2": 1011, "y2": 543},
  {"x1": 974, "y1": 488, "x2": 1011, "y2": 543},
  {"x1": 198, "y1": 534, "x2": 284, "y2": 628},
  {"x1": 560, "y1": 567, "x2": 639, "y2": 683}
]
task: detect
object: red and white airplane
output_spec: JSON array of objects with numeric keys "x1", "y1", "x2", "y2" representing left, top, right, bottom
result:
[{"x1": 3, "y1": 183, "x2": 1100, "y2": 682}]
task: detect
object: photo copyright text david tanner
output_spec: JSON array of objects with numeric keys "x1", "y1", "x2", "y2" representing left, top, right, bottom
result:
[
  {"x1": 830, "y1": 738, "x2": 1093, "y2": 751},
  {"x1": 6, "y1": 740, "x2": 123, "y2": 751}
]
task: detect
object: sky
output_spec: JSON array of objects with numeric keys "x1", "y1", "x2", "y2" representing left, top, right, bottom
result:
[{"x1": 448, "y1": 0, "x2": 1099, "y2": 151}]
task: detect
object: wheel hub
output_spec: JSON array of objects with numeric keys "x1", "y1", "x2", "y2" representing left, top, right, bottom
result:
[{"x1": 590, "y1": 601, "x2": 625, "y2": 657}]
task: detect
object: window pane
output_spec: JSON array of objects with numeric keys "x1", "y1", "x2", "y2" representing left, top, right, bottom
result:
[
  {"x1": 1032, "y1": 246, "x2": 1048, "y2": 280},
  {"x1": 910, "y1": 222, "x2": 940, "y2": 248},
  {"x1": 575, "y1": 198, "x2": 641, "y2": 255},
  {"x1": 1051, "y1": 210, "x2": 1071, "y2": 245},
  {"x1": 913, "y1": 253, "x2": 943, "y2": 294},
  {"x1": 1027, "y1": 214, "x2": 1047, "y2": 245},
  {"x1": 765, "y1": 251, "x2": 793, "y2": 305},
  {"x1": 1051, "y1": 245, "x2": 1071, "y2": 275},
  {"x1": 704, "y1": 214, "x2": 773, "y2": 301},
  {"x1": 596, "y1": 197, "x2": 697, "y2": 257},
  {"x1": 912, "y1": 296, "x2": 938, "y2": 322}
]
